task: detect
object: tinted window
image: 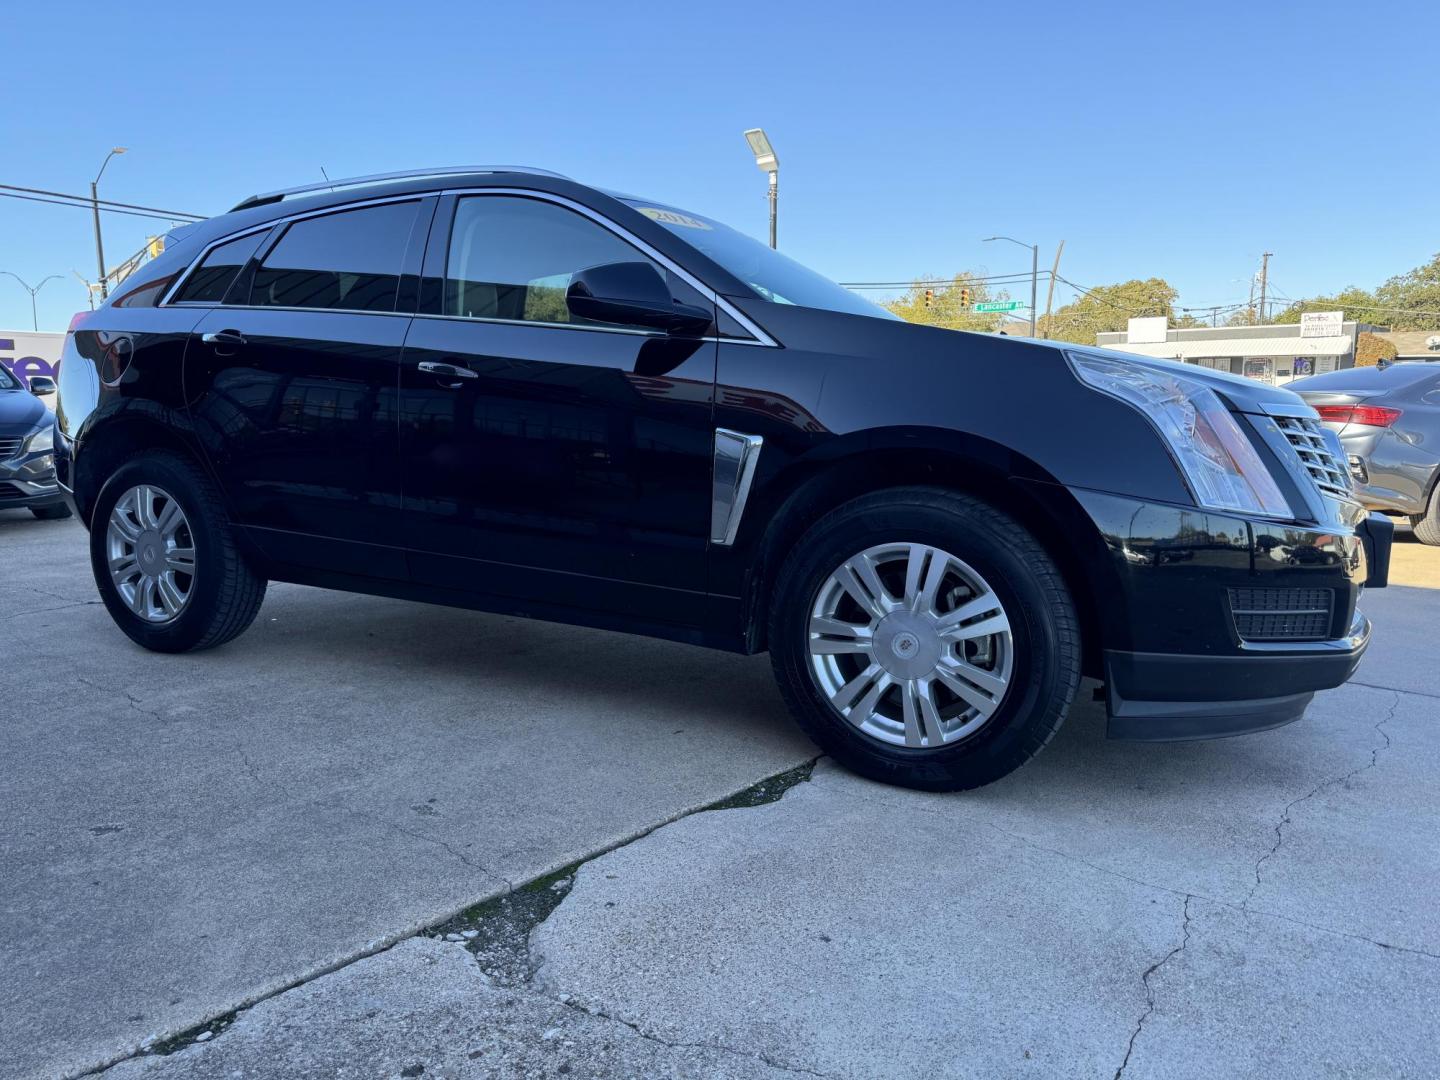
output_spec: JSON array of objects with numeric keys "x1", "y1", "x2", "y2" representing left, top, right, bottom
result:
[
  {"x1": 171, "y1": 232, "x2": 266, "y2": 304},
  {"x1": 0, "y1": 364, "x2": 19, "y2": 390},
  {"x1": 446, "y1": 196, "x2": 697, "y2": 328},
  {"x1": 251, "y1": 201, "x2": 419, "y2": 312}
]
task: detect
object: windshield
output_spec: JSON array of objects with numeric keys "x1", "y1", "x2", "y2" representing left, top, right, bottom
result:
[
  {"x1": 0, "y1": 365, "x2": 19, "y2": 391},
  {"x1": 624, "y1": 200, "x2": 896, "y2": 320}
]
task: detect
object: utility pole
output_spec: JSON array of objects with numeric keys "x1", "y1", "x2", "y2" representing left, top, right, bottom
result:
[
  {"x1": 90, "y1": 147, "x2": 128, "y2": 299},
  {"x1": 1257, "y1": 252, "x2": 1272, "y2": 324},
  {"x1": 1041, "y1": 240, "x2": 1065, "y2": 338}
]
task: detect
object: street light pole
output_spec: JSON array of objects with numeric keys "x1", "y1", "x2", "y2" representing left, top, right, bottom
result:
[
  {"x1": 91, "y1": 147, "x2": 127, "y2": 299},
  {"x1": 743, "y1": 129, "x2": 779, "y2": 249},
  {"x1": 0, "y1": 272, "x2": 63, "y2": 331},
  {"x1": 983, "y1": 235, "x2": 1039, "y2": 337}
]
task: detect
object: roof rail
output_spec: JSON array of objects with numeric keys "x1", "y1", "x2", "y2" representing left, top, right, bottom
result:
[{"x1": 229, "y1": 166, "x2": 571, "y2": 212}]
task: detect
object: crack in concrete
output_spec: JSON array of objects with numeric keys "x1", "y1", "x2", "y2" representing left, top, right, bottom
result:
[
  {"x1": 1349, "y1": 680, "x2": 1440, "y2": 701},
  {"x1": 332, "y1": 803, "x2": 510, "y2": 887},
  {"x1": 1113, "y1": 894, "x2": 1192, "y2": 1080},
  {"x1": 75, "y1": 675, "x2": 165, "y2": 725},
  {"x1": 1244, "y1": 691, "x2": 1399, "y2": 911},
  {"x1": 0, "y1": 597, "x2": 103, "y2": 622},
  {"x1": 80, "y1": 759, "x2": 820, "y2": 1078},
  {"x1": 552, "y1": 993, "x2": 842, "y2": 1079}
]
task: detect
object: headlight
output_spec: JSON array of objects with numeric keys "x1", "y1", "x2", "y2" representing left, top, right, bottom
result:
[
  {"x1": 1067, "y1": 351, "x2": 1291, "y2": 517},
  {"x1": 23, "y1": 424, "x2": 54, "y2": 454}
]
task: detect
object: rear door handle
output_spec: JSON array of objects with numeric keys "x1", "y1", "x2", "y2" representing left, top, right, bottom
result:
[
  {"x1": 418, "y1": 360, "x2": 478, "y2": 388},
  {"x1": 201, "y1": 330, "x2": 246, "y2": 354}
]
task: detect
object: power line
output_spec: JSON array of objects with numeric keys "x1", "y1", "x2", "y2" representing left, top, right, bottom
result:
[
  {"x1": 0, "y1": 183, "x2": 205, "y2": 221},
  {"x1": 840, "y1": 270, "x2": 1046, "y2": 289},
  {"x1": 0, "y1": 189, "x2": 199, "y2": 225}
]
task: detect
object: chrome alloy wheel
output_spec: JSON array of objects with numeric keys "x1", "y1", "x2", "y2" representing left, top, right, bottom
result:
[
  {"x1": 106, "y1": 484, "x2": 196, "y2": 624},
  {"x1": 807, "y1": 543, "x2": 1014, "y2": 748}
]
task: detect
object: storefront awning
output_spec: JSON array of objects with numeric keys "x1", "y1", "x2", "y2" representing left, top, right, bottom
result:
[{"x1": 1106, "y1": 335, "x2": 1351, "y2": 360}]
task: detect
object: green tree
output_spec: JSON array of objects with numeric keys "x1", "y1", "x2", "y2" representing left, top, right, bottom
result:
[
  {"x1": 1374, "y1": 253, "x2": 1440, "y2": 331},
  {"x1": 1269, "y1": 286, "x2": 1378, "y2": 325},
  {"x1": 884, "y1": 273, "x2": 1010, "y2": 333},
  {"x1": 1038, "y1": 278, "x2": 1180, "y2": 345}
]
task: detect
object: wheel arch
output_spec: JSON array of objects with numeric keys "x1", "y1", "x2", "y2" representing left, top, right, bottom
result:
[
  {"x1": 737, "y1": 427, "x2": 1120, "y2": 677},
  {"x1": 71, "y1": 410, "x2": 212, "y2": 528}
]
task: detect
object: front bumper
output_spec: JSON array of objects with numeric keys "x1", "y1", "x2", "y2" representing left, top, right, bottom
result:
[
  {"x1": 1066, "y1": 488, "x2": 1390, "y2": 742},
  {"x1": 0, "y1": 449, "x2": 66, "y2": 511}
]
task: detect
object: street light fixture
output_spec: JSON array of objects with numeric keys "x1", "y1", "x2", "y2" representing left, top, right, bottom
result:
[
  {"x1": 743, "y1": 128, "x2": 779, "y2": 249},
  {"x1": 92, "y1": 147, "x2": 128, "y2": 299},
  {"x1": 0, "y1": 272, "x2": 64, "y2": 331},
  {"x1": 982, "y1": 235, "x2": 1039, "y2": 337}
]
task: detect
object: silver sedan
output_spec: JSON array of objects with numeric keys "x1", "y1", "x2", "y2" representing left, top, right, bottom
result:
[{"x1": 1290, "y1": 361, "x2": 1440, "y2": 544}]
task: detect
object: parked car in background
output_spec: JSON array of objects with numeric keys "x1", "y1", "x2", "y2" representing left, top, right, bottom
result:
[
  {"x1": 53, "y1": 167, "x2": 1390, "y2": 791},
  {"x1": 1290, "y1": 363, "x2": 1440, "y2": 544},
  {"x1": 0, "y1": 368, "x2": 69, "y2": 520}
]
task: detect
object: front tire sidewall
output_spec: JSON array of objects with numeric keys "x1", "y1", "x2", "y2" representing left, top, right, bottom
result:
[
  {"x1": 771, "y1": 495, "x2": 1075, "y2": 791},
  {"x1": 90, "y1": 457, "x2": 229, "y2": 653}
]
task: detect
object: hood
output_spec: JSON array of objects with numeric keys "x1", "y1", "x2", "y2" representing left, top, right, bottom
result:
[
  {"x1": 0, "y1": 389, "x2": 46, "y2": 434},
  {"x1": 1073, "y1": 345, "x2": 1308, "y2": 415}
]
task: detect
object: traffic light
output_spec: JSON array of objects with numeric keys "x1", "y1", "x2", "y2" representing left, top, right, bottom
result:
[
  {"x1": 923, "y1": 288, "x2": 934, "y2": 309},
  {"x1": 960, "y1": 287, "x2": 971, "y2": 308}
]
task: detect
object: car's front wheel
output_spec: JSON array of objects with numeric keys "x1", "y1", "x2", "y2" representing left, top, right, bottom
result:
[
  {"x1": 769, "y1": 487, "x2": 1081, "y2": 791},
  {"x1": 89, "y1": 452, "x2": 266, "y2": 652}
]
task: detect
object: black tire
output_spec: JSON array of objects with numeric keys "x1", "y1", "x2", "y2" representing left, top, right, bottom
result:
[
  {"x1": 30, "y1": 503, "x2": 72, "y2": 520},
  {"x1": 89, "y1": 451, "x2": 266, "y2": 653},
  {"x1": 769, "y1": 487, "x2": 1081, "y2": 792},
  {"x1": 1409, "y1": 484, "x2": 1440, "y2": 546}
]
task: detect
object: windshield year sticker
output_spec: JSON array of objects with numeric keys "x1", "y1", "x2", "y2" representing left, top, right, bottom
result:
[{"x1": 637, "y1": 208, "x2": 712, "y2": 230}]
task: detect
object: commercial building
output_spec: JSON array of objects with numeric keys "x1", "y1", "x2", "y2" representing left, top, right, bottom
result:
[{"x1": 1097, "y1": 315, "x2": 1378, "y2": 387}]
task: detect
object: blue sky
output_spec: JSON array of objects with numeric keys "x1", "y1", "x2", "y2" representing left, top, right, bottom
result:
[{"x1": 4, "y1": 0, "x2": 1438, "y2": 331}]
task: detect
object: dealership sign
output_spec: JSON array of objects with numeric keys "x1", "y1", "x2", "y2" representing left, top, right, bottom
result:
[
  {"x1": 1300, "y1": 311, "x2": 1344, "y2": 338},
  {"x1": 0, "y1": 331, "x2": 64, "y2": 390}
]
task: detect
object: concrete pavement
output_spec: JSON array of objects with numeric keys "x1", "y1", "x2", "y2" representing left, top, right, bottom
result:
[
  {"x1": 0, "y1": 512, "x2": 814, "y2": 1079},
  {"x1": 6, "y1": 510, "x2": 1437, "y2": 1078}
]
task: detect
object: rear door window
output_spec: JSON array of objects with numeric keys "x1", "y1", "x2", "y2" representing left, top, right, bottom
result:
[
  {"x1": 170, "y1": 231, "x2": 267, "y2": 304},
  {"x1": 250, "y1": 201, "x2": 420, "y2": 312}
]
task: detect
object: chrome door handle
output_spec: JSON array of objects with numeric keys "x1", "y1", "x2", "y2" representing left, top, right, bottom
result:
[
  {"x1": 418, "y1": 361, "x2": 478, "y2": 388},
  {"x1": 201, "y1": 330, "x2": 246, "y2": 347}
]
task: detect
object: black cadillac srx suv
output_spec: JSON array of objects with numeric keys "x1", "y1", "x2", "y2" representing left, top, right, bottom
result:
[{"x1": 53, "y1": 167, "x2": 1392, "y2": 790}]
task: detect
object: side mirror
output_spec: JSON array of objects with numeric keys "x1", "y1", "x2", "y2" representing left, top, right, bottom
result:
[
  {"x1": 29, "y1": 376, "x2": 57, "y2": 396},
  {"x1": 566, "y1": 262, "x2": 711, "y2": 336}
]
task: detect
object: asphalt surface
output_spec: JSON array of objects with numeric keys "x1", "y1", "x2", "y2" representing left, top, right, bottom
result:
[{"x1": 4, "y1": 510, "x2": 1437, "y2": 1079}]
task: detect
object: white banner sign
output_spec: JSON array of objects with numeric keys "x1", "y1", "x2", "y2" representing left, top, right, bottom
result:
[
  {"x1": 1127, "y1": 316, "x2": 1168, "y2": 344},
  {"x1": 0, "y1": 331, "x2": 64, "y2": 388},
  {"x1": 1300, "y1": 311, "x2": 1344, "y2": 339}
]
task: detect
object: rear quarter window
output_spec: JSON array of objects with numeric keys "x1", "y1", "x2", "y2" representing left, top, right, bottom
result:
[{"x1": 170, "y1": 231, "x2": 268, "y2": 304}]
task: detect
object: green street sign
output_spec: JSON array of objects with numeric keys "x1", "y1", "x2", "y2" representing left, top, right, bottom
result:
[{"x1": 972, "y1": 300, "x2": 1025, "y2": 313}]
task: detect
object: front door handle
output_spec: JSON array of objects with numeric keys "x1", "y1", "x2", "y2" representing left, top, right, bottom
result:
[
  {"x1": 418, "y1": 360, "x2": 478, "y2": 389},
  {"x1": 201, "y1": 329, "x2": 247, "y2": 355}
]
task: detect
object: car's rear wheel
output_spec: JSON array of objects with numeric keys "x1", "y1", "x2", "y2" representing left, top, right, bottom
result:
[
  {"x1": 90, "y1": 452, "x2": 266, "y2": 652},
  {"x1": 769, "y1": 487, "x2": 1081, "y2": 791},
  {"x1": 1409, "y1": 483, "x2": 1440, "y2": 546}
]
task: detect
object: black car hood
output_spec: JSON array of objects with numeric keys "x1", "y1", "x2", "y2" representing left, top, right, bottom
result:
[
  {"x1": 729, "y1": 297, "x2": 1313, "y2": 418},
  {"x1": 0, "y1": 389, "x2": 46, "y2": 434}
]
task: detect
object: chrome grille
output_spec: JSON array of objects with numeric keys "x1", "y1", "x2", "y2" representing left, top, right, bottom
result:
[
  {"x1": 0, "y1": 436, "x2": 21, "y2": 460},
  {"x1": 1275, "y1": 415, "x2": 1352, "y2": 500},
  {"x1": 1229, "y1": 587, "x2": 1334, "y2": 642}
]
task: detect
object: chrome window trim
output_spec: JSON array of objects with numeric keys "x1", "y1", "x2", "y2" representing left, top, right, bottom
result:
[
  {"x1": 439, "y1": 186, "x2": 778, "y2": 347},
  {"x1": 162, "y1": 186, "x2": 781, "y2": 347},
  {"x1": 159, "y1": 194, "x2": 429, "y2": 308},
  {"x1": 710, "y1": 428, "x2": 764, "y2": 546}
]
